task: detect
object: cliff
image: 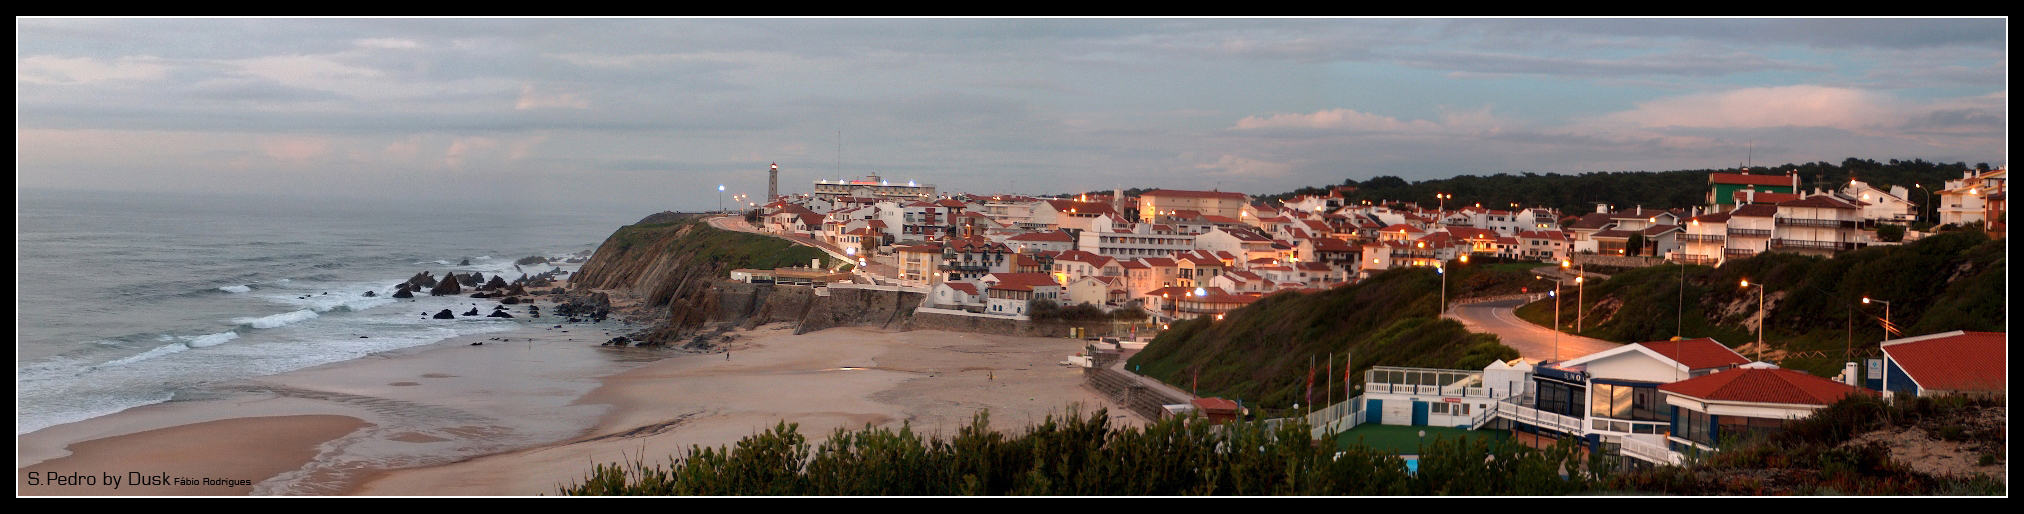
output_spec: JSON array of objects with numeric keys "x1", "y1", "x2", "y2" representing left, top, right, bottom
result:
[{"x1": 570, "y1": 214, "x2": 843, "y2": 344}]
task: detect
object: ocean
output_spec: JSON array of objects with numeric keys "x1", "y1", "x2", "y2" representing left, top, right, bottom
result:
[{"x1": 16, "y1": 188, "x2": 644, "y2": 436}]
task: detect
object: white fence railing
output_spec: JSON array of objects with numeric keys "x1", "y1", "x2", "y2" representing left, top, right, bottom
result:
[
  {"x1": 1364, "y1": 383, "x2": 1495, "y2": 398},
  {"x1": 1619, "y1": 436, "x2": 1680, "y2": 465},
  {"x1": 1489, "y1": 399, "x2": 1583, "y2": 435}
]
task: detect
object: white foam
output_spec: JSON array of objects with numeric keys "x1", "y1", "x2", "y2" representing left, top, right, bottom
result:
[
  {"x1": 219, "y1": 284, "x2": 252, "y2": 293},
  {"x1": 234, "y1": 309, "x2": 319, "y2": 329},
  {"x1": 185, "y1": 331, "x2": 240, "y2": 348},
  {"x1": 475, "y1": 255, "x2": 491, "y2": 260},
  {"x1": 97, "y1": 342, "x2": 190, "y2": 368}
]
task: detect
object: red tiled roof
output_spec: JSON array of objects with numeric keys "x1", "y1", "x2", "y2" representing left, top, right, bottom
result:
[
  {"x1": 1634, "y1": 338, "x2": 1750, "y2": 370},
  {"x1": 1567, "y1": 212, "x2": 1616, "y2": 230},
  {"x1": 1731, "y1": 204, "x2": 1779, "y2": 217},
  {"x1": 1138, "y1": 257, "x2": 1177, "y2": 267},
  {"x1": 1144, "y1": 189, "x2": 1248, "y2": 200},
  {"x1": 983, "y1": 273, "x2": 1061, "y2": 291},
  {"x1": 1688, "y1": 213, "x2": 1732, "y2": 224},
  {"x1": 1192, "y1": 397, "x2": 1240, "y2": 411},
  {"x1": 1733, "y1": 191, "x2": 1803, "y2": 204},
  {"x1": 1007, "y1": 231, "x2": 1074, "y2": 242},
  {"x1": 1592, "y1": 229, "x2": 1635, "y2": 239},
  {"x1": 1710, "y1": 172, "x2": 1796, "y2": 187},
  {"x1": 1659, "y1": 368, "x2": 1875, "y2": 406},
  {"x1": 942, "y1": 282, "x2": 979, "y2": 295},
  {"x1": 1640, "y1": 224, "x2": 1680, "y2": 236},
  {"x1": 1882, "y1": 331, "x2": 2006, "y2": 392},
  {"x1": 1777, "y1": 195, "x2": 1860, "y2": 210}
]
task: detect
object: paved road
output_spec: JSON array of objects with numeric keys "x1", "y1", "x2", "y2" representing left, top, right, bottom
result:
[{"x1": 1449, "y1": 299, "x2": 1621, "y2": 363}]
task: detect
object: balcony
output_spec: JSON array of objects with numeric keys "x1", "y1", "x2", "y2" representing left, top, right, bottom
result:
[
  {"x1": 1724, "y1": 248, "x2": 1758, "y2": 258},
  {"x1": 1776, "y1": 217, "x2": 1857, "y2": 228},
  {"x1": 1771, "y1": 239, "x2": 1857, "y2": 251},
  {"x1": 1678, "y1": 234, "x2": 1726, "y2": 244},
  {"x1": 1673, "y1": 255, "x2": 1718, "y2": 265},
  {"x1": 1726, "y1": 228, "x2": 1771, "y2": 238}
]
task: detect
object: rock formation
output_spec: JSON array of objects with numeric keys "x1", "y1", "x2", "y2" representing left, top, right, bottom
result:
[
  {"x1": 392, "y1": 285, "x2": 415, "y2": 298},
  {"x1": 430, "y1": 272, "x2": 462, "y2": 296},
  {"x1": 483, "y1": 275, "x2": 509, "y2": 291},
  {"x1": 432, "y1": 309, "x2": 455, "y2": 319}
]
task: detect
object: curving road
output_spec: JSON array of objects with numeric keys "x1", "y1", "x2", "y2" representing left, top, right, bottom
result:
[{"x1": 1448, "y1": 299, "x2": 1621, "y2": 363}]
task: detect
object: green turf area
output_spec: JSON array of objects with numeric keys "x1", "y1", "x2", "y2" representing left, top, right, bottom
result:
[{"x1": 1333, "y1": 423, "x2": 1509, "y2": 455}]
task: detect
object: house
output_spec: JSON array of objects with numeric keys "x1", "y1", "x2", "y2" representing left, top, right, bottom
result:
[
  {"x1": 1005, "y1": 230, "x2": 1076, "y2": 254},
  {"x1": 1050, "y1": 249, "x2": 1119, "y2": 285},
  {"x1": 940, "y1": 237, "x2": 1011, "y2": 282},
  {"x1": 1879, "y1": 330, "x2": 2006, "y2": 399},
  {"x1": 1937, "y1": 167, "x2": 2007, "y2": 226},
  {"x1": 1837, "y1": 179, "x2": 1919, "y2": 225},
  {"x1": 892, "y1": 244, "x2": 945, "y2": 285},
  {"x1": 1517, "y1": 230, "x2": 1571, "y2": 263},
  {"x1": 1723, "y1": 204, "x2": 1777, "y2": 260},
  {"x1": 1675, "y1": 213, "x2": 1729, "y2": 266},
  {"x1": 1661, "y1": 367, "x2": 1877, "y2": 453},
  {"x1": 1065, "y1": 275, "x2": 1128, "y2": 306},
  {"x1": 1707, "y1": 170, "x2": 1800, "y2": 211},
  {"x1": 929, "y1": 281, "x2": 986, "y2": 311},
  {"x1": 980, "y1": 272, "x2": 1064, "y2": 316},
  {"x1": 1770, "y1": 194, "x2": 1869, "y2": 255},
  {"x1": 1032, "y1": 199, "x2": 1119, "y2": 232},
  {"x1": 1139, "y1": 189, "x2": 1249, "y2": 222},
  {"x1": 1077, "y1": 215, "x2": 1197, "y2": 260},
  {"x1": 1173, "y1": 292, "x2": 1260, "y2": 320}
]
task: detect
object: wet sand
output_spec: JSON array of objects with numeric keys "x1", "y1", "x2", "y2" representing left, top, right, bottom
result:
[
  {"x1": 19, "y1": 415, "x2": 370, "y2": 496},
  {"x1": 18, "y1": 317, "x2": 1129, "y2": 496}
]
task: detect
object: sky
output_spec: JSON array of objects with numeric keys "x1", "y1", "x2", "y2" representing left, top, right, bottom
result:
[{"x1": 16, "y1": 18, "x2": 2009, "y2": 213}]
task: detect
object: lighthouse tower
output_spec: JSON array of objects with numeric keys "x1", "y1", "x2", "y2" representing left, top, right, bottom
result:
[{"x1": 768, "y1": 162, "x2": 779, "y2": 203}]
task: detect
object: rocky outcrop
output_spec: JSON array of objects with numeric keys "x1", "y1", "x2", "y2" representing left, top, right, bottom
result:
[
  {"x1": 483, "y1": 275, "x2": 508, "y2": 291},
  {"x1": 408, "y1": 272, "x2": 437, "y2": 289},
  {"x1": 430, "y1": 272, "x2": 462, "y2": 296},
  {"x1": 432, "y1": 309, "x2": 455, "y2": 319},
  {"x1": 392, "y1": 285, "x2": 415, "y2": 298},
  {"x1": 460, "y1": 273, "x2": 483, "y2": 288}
]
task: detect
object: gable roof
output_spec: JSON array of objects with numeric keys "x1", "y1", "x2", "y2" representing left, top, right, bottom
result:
[
  {"x1": 1731, "y1": 204, "x2": 1779, "y2": 217},
  {"x1": 1658, "y1": 368, "x2": 1875, "y2": 406},
  {"x1": 941, "y1": 282, "x2": 980, "y2": 295},
  {"x1": 1710, "y1": 172, "x2": 1796, "y2": 187},
  {"x1": 1007, "y1": 231, "x2": 1074, "y2": 242},
  {"x1": 1881, "y1": 331, "x2": 2007, "y2": 392},
  {"x1": 1567, "y1": 212, "x2": 1616, "y2": 230},
  {"x1": 1777, "y1": 195, "x2": 1861, "y2": 210},
  {"x1": 1142, "y1": 189, "x2": 1248, "y2": 200},
  {"x1": 1633, "y1": 338, "x2": 1751, "y2": 370},
  {"x1": 982, "y1": 273, "x2": 1062, "y2": 291}
]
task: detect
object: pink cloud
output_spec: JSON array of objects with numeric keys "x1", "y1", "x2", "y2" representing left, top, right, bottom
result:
[{"x1": 1598, "y1": 85, "x2": 1896, "y2": 130}]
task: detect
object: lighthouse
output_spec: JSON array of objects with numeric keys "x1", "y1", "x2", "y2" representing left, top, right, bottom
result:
[{"x1": 768, "y1": 162, "x2": 779, "y2": 203}]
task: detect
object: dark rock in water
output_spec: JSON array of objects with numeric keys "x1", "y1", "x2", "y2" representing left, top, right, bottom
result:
[
  {"x1": 392, "y1": 285, "x2": 415, "y2": 299},
  {"x1": 460, "y1": 273, "x2": 483, "y2": 287},
  {"x1": 463, "y1": 307, "x2": 480, "y2": 316},
  {"x1": 501, "y1": 296, "x2": 520, "y2": 305},
  {"x1": 483, "y1": 275, "x2": 508, "y2": 291},
  {"x1": 486, "y1": 311, "x2": 514, "y2": 318},
  {"x1": 505, "y1": 284, "x2": 528, "y2": 297},
  {"x1": 460, "y1": 258, "x2": 471, "y2": 266},
  {"x1": 433, "y1": 309, "x2": 456, "y2": 319},
  {"x1": 470, "y1": 341, "x2": 483, "y2": 346},
  {"x1": 471, "y1": 292, "x2": 490, "y2": 299},
  {"x1": 363, "y1": 290, "x2": 377, "y2": 297},
  {"x1": 608, "y1": 336, "x2": 630, "y2": 345},
  {"x1": 550, "y1": 288, "x2": 566, "y2": 295},
  {"x1": 409, "y1": 272, "x2": 438, "y2": 289},
  {"x1": 430, "y1": 271, "x2": 462, "y2": 296}
]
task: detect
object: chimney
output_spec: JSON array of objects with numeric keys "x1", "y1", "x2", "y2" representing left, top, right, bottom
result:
[
  {"x1": 1792, "y1": 172, "x2": 1799, "y2": 191},
  {"x1": 1746, "y1": 188, "x2": 1756, "y2": 204},
  {"x1": 1596, "y1": 203, "x2": 1608, "y2": 214}
]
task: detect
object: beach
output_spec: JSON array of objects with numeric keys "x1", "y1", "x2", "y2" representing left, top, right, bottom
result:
[{"x1": 17, "y1": 317, "x2": 1131, "y2": 496}]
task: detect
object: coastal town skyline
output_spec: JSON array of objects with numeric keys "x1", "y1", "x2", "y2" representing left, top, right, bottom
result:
[{"x1": 17, "y1": 17, "x2": 2008, "y2": 214}]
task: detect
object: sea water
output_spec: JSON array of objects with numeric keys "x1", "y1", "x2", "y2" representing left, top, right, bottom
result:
[{"x1": 16, "y1": 188, "x2": 645, "y2": 436}]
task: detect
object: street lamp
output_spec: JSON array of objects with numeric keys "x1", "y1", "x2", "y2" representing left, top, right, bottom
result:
[
  {"x1": 1741, "y1": 279, "x2": 1765, "y2": 362},
  {"x1": 1864, "y1": 297, "x2": 1893, "y2": 338},
  {"x1": 1913, "y1": 184, "x2": 1931, "y2": 225},
  {"x1": 1538, "y1": 275, "x2": 1565, "y2": 362},
  {"x1": 1439, "y1": 254, "x2": 1468, "y2": 318},
  {"x1": 1560, "y1": 259, "x2": 1586, "y2": 333},
  {"x1": 718, "y1": 184, "x2": 726, "y2": 213}
]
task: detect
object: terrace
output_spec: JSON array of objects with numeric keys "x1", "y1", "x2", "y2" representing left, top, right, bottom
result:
[
  {"x1": 1771, "y1": 239, "x2": 1858, "y2": 251},
  {"x1": 1775, "y1": 217, "x2": 1859, "y2": 229},
  {"x1": 1726, "y1": 228, "x2": 1771, "y2": 238}
]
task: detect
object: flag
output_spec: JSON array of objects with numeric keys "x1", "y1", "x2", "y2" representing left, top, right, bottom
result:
[
  {"x1": 1305, "y1": 360, "x2": 1315, "y2": 408},
  {"x1": 1192, "y1": 368, "x2": 1199, "y2": 395}
]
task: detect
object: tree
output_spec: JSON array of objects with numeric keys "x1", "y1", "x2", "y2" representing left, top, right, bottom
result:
[
  {"x1": 1875, "y1": 224, "x2": 1906, "y2": 242},
  {"x1": 1625, "y1": 233, "x2": 1645, "y2": 256}
]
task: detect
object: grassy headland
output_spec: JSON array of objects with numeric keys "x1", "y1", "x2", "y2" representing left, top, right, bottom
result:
[{"x1": 1126, "y1": 261, "x2": 1540, "y2": 413}]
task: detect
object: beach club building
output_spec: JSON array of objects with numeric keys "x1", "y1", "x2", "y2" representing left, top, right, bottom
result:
[
  {"x1": 1660, "y1": 366, "x2": 1876, "y2": 456},
  {"x1": 1878, "y1": 330, "x2": 2007, "y2": 399}
]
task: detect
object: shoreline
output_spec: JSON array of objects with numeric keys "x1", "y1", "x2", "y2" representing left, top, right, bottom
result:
[
  {"x1": 16, "y1": 309, "x2": 658, "y2": 496},
  {"x1": 18, "y1": 302, "x2": 1132, "y2": 496}
]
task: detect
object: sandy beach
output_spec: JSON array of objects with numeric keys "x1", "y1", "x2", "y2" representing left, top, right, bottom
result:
[{"x1": 17, "y1": 312, "x2": 1132, "y2": 496}]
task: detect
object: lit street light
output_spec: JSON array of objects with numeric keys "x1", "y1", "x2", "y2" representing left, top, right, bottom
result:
[
  {"x1": 1864, "y1": 297, "x2": 1894, "y2": 338},
  {"x1": 718, "y1": 184, "x2": 725, "y2": 213}
]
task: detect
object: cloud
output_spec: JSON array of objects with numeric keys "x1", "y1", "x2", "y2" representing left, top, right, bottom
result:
[
  {"x1": 17, "y1": 55, "x2": 170, "y2": 84},
  {"x1": 1596, "y1": 85, "x2": 1896, "y2": 131},
  {"x1": 515, "y1": 84, "x2": 590, "y2": 110},
  {"x1": 507, "y1": 135, "x2": 548, "y2": 159},
  {"x1": 444, "y1": 136, "x2": 497, "y2": 169},
  {"x1": 1233, "y1": 108, "x2": 1442, "y2": 133},
  {"x1": 1194, "y1": 154, "x2": 1292, "y2": 177},
  {"x1": 1398, "y1": 49, "x2": 1827, "y2": 78},
  {"x1": 354, "y1": 38, "x2": 420, "y2": 49},
  {"x1": 260, "y1": 136, "x2": 332, "y2": 161}
]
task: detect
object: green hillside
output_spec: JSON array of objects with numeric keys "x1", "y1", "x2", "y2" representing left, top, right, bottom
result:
[
  {"x1": 1125, "y1": 263, "x2": 1534, "y2": 414},
  {"x1": 1515, "y1": 230, "x2": 2006, "y2": 376}
]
